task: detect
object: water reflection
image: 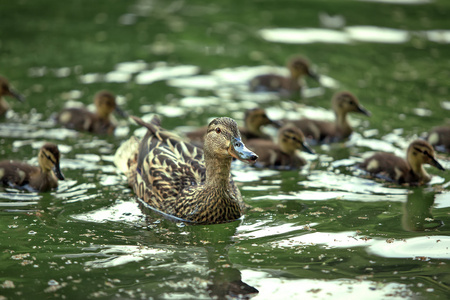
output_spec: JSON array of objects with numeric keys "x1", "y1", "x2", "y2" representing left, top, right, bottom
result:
[
  {"x1": 72, "y1": 201, "x2": 259, "y2": 299},
  {"x1": 402, "y1": 189, "x2": 443, "y2": 231}
]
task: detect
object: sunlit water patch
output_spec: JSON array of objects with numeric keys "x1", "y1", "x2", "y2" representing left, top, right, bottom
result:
[
  {"x1": 242, "y1": 270, "x2": 415, "y2": 300},
  {"x1": 270, "y1": 231, "x2": 450, "y2": 260},
  {"x1": 259, "y1": 26, "x2": 450, "y2": 45},
  {"x1": 71, "y1": 199, "x2": 145, "y2": 225}
]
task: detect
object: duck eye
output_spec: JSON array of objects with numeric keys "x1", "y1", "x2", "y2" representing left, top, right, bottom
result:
[{"x1": 215, "y1": 127, "x2": 221, "y2": 134}]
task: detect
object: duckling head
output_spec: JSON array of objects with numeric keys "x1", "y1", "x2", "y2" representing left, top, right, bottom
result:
[
  {"x1": 94, "y1": 90, "x2": 126, "y2": 119},
  {"x1": 332, "y1": 91, "x2": 371, "y2": 117},
  {"x1": 38, "y1": 143, "x2": 65, "y2": 180},
  {"x1": 407, "y1": 140, "x2": 445, "y2": 173},
  {"x1": 278, "y1": 125, "x2": 315, "y2": 155},
  {"x1": 0, "y1": 75, "x2": 25, "y2": 102},
  {"x1": 245, "y1": 108, "x2": 281, "y2": 132},
  {"x1": 287, "y1": 57, "x2": 319, "y2": 82},
  {"x1": 205, "y1": 117, "x2": 258, "y2": 164}
]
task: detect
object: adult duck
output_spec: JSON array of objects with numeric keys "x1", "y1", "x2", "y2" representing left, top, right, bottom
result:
[
  {"x1": 289, "y1": 91, "x2": 370, "y2": 143},
  {"x1": 359, "y1": 139, "x2": 445, "y2": 185},
  {"x1": 0, "y1": 143, "x2": 65, "y2": 192},
  {"x1": 57, "y1": 90, "x2": 126, "y2": 135},
  {"x1": 114, "y1": 115, "x2": 258, "y2": 224},
  {"x1": 246, "y1": 124, "x2": 314, "y2": 170},
  {"x1": 0, "y1": 75, "x2": 25, "y2": 116},
  {"x1": 249, "y1": 56, "x2": 319, "y2": 95}
]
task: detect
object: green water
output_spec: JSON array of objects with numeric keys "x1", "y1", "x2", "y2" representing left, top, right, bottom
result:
[{"x1": 1, "y1": 0, "x2": 449, "y2": 299}]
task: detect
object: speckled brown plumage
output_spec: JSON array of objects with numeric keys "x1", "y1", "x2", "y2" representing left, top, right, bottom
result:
[
  {"x1": 290, "y1": 91, "x2": 371, "y2": 143},
  {"x1": 57, "y1": 90, "x2": 123, "y2": 135},
  {"x1": 359, "y1": 139, "x2": 445, "y2": 185},
  {"x1": 246, "y1": 124, "x2": 314, "y2": 170},
  {"x1": 249, "y1": 56, "x2": 319, "y2": 95},
  {"x1": 115, "y1": 115, "x2": 258, "y2": 224},
  {"x1": 0, "y1": 143, "x2": 64, "y2": 192},
  {"x1": 0, "y1": 75, "x2": 25, "y2": 116}
]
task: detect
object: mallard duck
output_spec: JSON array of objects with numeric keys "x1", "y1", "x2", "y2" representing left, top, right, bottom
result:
[
  {"x1": 56, "y1": 90, "x2": 126, "y2": 135},
  {"x1": 249, "y1": 56, "x2": 319, "y2": 95},
  {"x1": 114, "y1": 115, "x2": 258, "y2": 224},
  {"x1": 289, "y1": 91, "x2": 371, "y2": 143},
  {"x1": 427, "y1": 126, "x2": 450, "y2": 153},
  {"x1": 0, "y1": 75, "x2": 25, "y2": 116},
  {"x1": 246, "y1": 124, "x2": 314, "y2": 169},
  {"x1": 0, "y1": 143, "x2": 64, "y2": 192},
  {"x1": 359, "y1": 139, "x2": 445, "y2": 185},
  {"x1": 185, "y1": 108, "x2": 281, "y2": 145}
]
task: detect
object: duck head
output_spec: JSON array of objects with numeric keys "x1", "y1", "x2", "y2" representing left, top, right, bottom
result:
[
  {"x1": 0, "y1": 76, "x2": 25, "y2": 102},
  {"x1": 332, "y1": 91, "x2": 371, "y2": 117},
  {"x1": 279, "y1": 125, "x2": 315, "y2": 155},
  {"x1": 94, "y1": 90, "x2": 127, "y2": 119},
  {"x1": 287, "y1": 56, "x2": 319, "y2": 82},
  {"x1": 38, "y1": 143, "x2": 65, "y2": 180},
  {"x1": 407, "y1": 140, "x2": 445, "y2": 172},
  {"x1": 205, "y1": 117, "x2": 258, "y2": 164}
]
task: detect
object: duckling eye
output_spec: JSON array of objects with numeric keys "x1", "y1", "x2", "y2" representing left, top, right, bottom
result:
[{"x1": 215, "y1": 127, "x2": 221, "y2": 134}]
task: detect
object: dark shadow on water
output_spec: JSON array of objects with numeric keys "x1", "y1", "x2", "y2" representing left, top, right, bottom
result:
[
  {"x1": 138, "y1": 201, "x2": 259, "y2": 300},
  {"x1": 402, "y1": 189, "x2": 443, "y2": 232}
]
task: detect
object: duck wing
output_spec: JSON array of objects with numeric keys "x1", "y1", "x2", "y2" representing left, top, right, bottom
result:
[{"x1": 131, "y1": 116, "x2": 206, "y2": 212}]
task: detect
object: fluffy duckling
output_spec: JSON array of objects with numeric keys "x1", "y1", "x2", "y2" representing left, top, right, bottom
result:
[
  {"x1": 359, "y1": 139, "x2": 445, "y2": 185},
  {"x1": 427, "y1": 126, "x2": 450, "y2": 153},
  {"x1": 246, "y1": 124, "x2": 314, "y2": 170},
  {"x1": 249, "y1": 56, "x2": 319, "y2": 95},
  {"x1": 185, "y1": 108, "x2": 280, "y2": 145},
  {"x1": 0, "y1": 75, "x2": 25, "y2": 116},
  {"x1": 57, "y1": 90, "x2": 125, "y2": 135},
  {"x1": 114, "y1": 115, "x2": 258, "y2": 224},
  {"x1": 290, "y1": 91, "x2": 371, "y2": 143},
  {"x1": 0, "y1": 143, "x2": 64, "y2": 192}
]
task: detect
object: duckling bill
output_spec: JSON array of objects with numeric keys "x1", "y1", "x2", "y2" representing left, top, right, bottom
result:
[
  {"x1": 57, "y1": 90, "x2": 126, "y2": 135},
  {"x1": 0, "y1": 143, "x2": 64, "y2": 192},
  {"x1": 359, "y1": 139, "x2": 445, "y2": 185},
  {"x1": 114, "y1": 115, "x2": 258, "y2": 224}
]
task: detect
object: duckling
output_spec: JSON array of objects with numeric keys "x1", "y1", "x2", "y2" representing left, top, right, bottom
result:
[
  {"x1": 57, "y1": 90, "x2": 126, "y2": 135},
  {"x1": 249, "y1": 56, "x2": 319, "y2": 95},
  {"x1": 359, "y1": 139, "x2": 445, "y2": 185},
  {"x1": 0, "y1": 75, "x2": 25, "y2": 116},
  {"x1": 289, "y1": 91, "x2": 371, "y2": 143},
  {"x1": 185, "y1": 108, "x2": 280, "y2": 145},
  {"x1": 0, "y1": 143, "x2": 64, "y2": 192},
  {"x1": 427, "y1": 126, "x2": 450, "y2": 153},
  {"x1": 246, "y1": 124, "x2": 314, "y2": 169},
  {"x1": 114, "y1": 115, "x2": 258, "y2": 224}
]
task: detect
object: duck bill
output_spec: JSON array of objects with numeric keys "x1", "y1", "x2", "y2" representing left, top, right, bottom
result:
[
  {"x1": 115, "y1": 106, "x2": 128, "y2": 118},
  {"x1": 53, "y1": 164, "x2": 65, "y2": 180},
  {"x1": 228, "y1": 137, "x2": 258, "y2": 164},
  {"x1": 429, "y1": 157, "x2": 445, "y2": 171},
  {"x1": 301, "y1": 142, "x2": 315, "y2": 154},
  {"x1": 8, "y1": 89, "x2": 25, "y2": 102},
  {"x1": 357, "y1": 105, "x2": 371, "y2": 117}
]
